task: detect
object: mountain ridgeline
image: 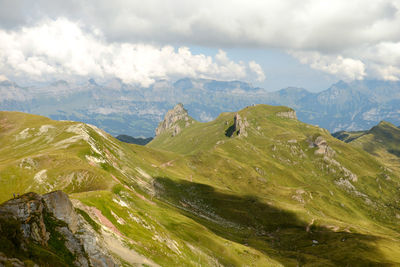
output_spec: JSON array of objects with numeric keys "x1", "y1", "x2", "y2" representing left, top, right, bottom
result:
[
  {"x1": 116, "y1": 135, "x2": 153, "y2": 145},
  {"x1": 1, "y1": 104, "x2": 400, "y2": 266},
  {"x1": 1, "y1": 78, "x2": 400, "y2": 137},
  {"x1": 333, "y1": 121, "x2": 400, "y2": 173}
]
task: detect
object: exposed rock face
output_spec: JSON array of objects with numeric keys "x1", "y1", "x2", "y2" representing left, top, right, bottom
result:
[
  {"x1": 227, "y1": 113, "x2": 249, "y2": 138},
  {"x1": 308, "y1": 136, "x2": 358, "y2": 183},
  {"x1": 276, "y1": 110, "x2": 297, "y2": 120},
  {"x1": 0, "y1": 252, "x2": 26, "y2": 267},
  {"x1": 0, "y1": 191, "x2": 116, "y2": 267},
  {"x1": 0, "y1": 193, "x2": 50, "y2": 248},
  {"x1": 172, "y1": 124, "x2": 181, "y2": 136},
  {"x1": 155, "y1": 103, "x2": 192, "y2": 137},
  {"x1": 43, "y1": 191, "x2": 79, "y2": 232},
  {"x1": 310, "y1": 136, "x2": 336, "y2": 158},
  {"x1": 234, "y1": 113, "x2": 249, "y2": 137}
]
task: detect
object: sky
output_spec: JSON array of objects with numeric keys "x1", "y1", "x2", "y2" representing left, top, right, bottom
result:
[{"x1": 0, "y1": 0, "x2": 400, "y2": 91}]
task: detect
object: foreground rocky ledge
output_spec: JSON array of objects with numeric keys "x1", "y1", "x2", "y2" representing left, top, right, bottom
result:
[{"x1": 0, "y1": 191, "x2": 115, "y2": 267}]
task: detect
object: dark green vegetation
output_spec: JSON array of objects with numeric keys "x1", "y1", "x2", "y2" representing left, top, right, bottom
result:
[
  {"x1": 1, "y1": 105, "x2": 400, "y2": 266},
  {"x1": 42, "y1": 210, "x2": 77, "y2": 266},
  {"x1": 75, "y1": 208, "x2": 101, "y2": 233},
  {"x1": 116, "y1": 135, "x2": 153, "y2": 145}
]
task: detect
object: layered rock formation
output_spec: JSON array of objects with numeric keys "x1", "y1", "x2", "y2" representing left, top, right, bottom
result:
[
  {"x1": 276, "y1": 110, "x2": 297, "y2": 120},
  {"x1": 309, "y1": 136, "x2": 336, "y2": 158},
  {"x1": 0, "y1": 191, "x2": 115, "y2": 267},
  {"x1": 225, "y1": 113, "x2": 249, "y2": 138},
  {"x1": 155, "y1": 103, "x2": 193, "y2": 137},
  {"x1": 233, "y1": 113, "x2": 249, "y2": 137}
]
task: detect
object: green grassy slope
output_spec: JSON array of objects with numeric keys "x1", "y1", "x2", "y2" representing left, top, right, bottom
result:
[
  {"x1": 1, "y1": 107, "x2": 400, "y2": 266},
  {"x1": 149, "y1": 104, "x2": 400, "y2": 265},
  {"x1": 333, "y1": 121, "x2": 400, "y2": 173},
  {"x1": 0, "y1": 111, "x2": 280, "y2": 266}
]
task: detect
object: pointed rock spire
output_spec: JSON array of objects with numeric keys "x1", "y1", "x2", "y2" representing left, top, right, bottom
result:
[{"x1": 155, "y1": 103, "x2": 193, "y2": 136}]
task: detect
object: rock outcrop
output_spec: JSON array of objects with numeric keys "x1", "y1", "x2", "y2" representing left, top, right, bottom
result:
[
  {"x1": 309, "y1": 136, "x2": 336, "y2": 158},
  {"x1": 155, "y1": 103, "x2": 192, "y2": 137},
  {"x1": 227, "y1": 113, "x2": 249, "y2": 138},
  {"x1": 276, "y1": 110, "x2": 297, "y2": 120},
  {"x1": 0, "y1": 252, "x2": 26, "y2": 267},
  {"x1": 0, "y1": 191, "x2": 116, "y2": 267},
  {"x1": 234, "y1": 113, "x2": 249, "y2": 137}
]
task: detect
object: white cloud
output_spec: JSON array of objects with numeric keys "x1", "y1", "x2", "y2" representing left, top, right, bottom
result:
[
  {"x1": 359, "y1": 42, "x2": 400, "y2": 81},
  {"x1": 248, "y1": 61, "x2": 266, "y2": 82},
  {"x1": 371, "y1": 65, "x2": 400, "y2": 81},
  {"x1": 1, "y1": 0, "x2": 400, "y2": 82},
  {"x1": 290, "y1": 51, "x2": 366, "y2": 81},
  {"x1": 2, "y1": 0, "x2": 399, "y2": 51},
  {"x1": 0, "y1": 18, "x2": 264, "y2": 86},
  {"x1": 0, "y1": 74, "x2": 8, "y2": 81}
]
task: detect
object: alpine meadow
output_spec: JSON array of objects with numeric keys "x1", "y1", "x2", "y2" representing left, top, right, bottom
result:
[{"x1": 1, "y1": 1, "x2": 400, "y2": 266}]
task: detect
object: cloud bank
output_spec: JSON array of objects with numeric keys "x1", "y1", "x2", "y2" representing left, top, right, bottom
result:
[
  {"x1": 0, "y1": 18, "x2": 264, "y2": 86},
  {"x1": 1, "y1": 0, "x2": 400, "y2": 82},
  {"x1": 290, "y1": 51, "x2": 366, "y2": 81}
]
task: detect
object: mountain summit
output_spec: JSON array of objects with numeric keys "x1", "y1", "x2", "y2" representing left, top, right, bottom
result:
[{"x1": 155, "y1": 103, "x2": 194, "y2": 136}]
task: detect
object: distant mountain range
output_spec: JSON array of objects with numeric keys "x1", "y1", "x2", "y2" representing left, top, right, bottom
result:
[{"x1": 1, "y1": 78, "x2": 400, "y2": 136}]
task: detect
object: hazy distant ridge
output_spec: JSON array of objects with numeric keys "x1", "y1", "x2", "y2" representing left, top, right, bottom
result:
[{"x1": 1, "y1": 78, "x2": 399, "y2": 136}]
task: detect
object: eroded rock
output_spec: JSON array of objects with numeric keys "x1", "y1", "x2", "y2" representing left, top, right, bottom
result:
[
  {"x1": 0, "y1": 191, "x2": 116, "y2": 267},
  {"x1": 234, "y1": 113, "x2": 249, "y2": 137},
  {"x1": 276, "y1": 110, "x2": 297, "y2": 120},
  {"x1": 309, "y1": 136, "x2": 336, "y2": 158},
  {"x1": 155, "y1": 103, "x2": 192, "y2": 137},
  {"x1": 227, "y1": 113, "x2": 249, "y2": 138},
  {"x1": 43, "y1": 190, "x2": 79, "y2": 233},
  {"x1": 0, "y1": 252, "x2": 27, "y2": 267}
]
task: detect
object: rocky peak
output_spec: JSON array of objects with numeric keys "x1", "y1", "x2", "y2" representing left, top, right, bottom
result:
[{"x1": 155, "y1": 103, "x2": 193, "y2": 137}]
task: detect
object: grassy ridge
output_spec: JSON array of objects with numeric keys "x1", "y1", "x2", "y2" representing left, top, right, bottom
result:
[
  {"x1": 149, "y1": 104, "x2": 400, "y2": 265},
  {"x1": 333, "y1": 121, "x2": 400, "y2": 173},
  {"x1": 1, "y1": 106, "x2": 400, "y2": 265}
]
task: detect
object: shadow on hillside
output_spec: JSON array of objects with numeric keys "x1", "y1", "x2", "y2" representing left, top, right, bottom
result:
[
  {"x1": 388, "y1": 148, "x2": 400, "y2": 157},
  {"x1": 225, "y1": 124, "x2": 236, "y2": 137},
  {"x1": 154, "y1": 177, "x2": 393, "y2": 266}
]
